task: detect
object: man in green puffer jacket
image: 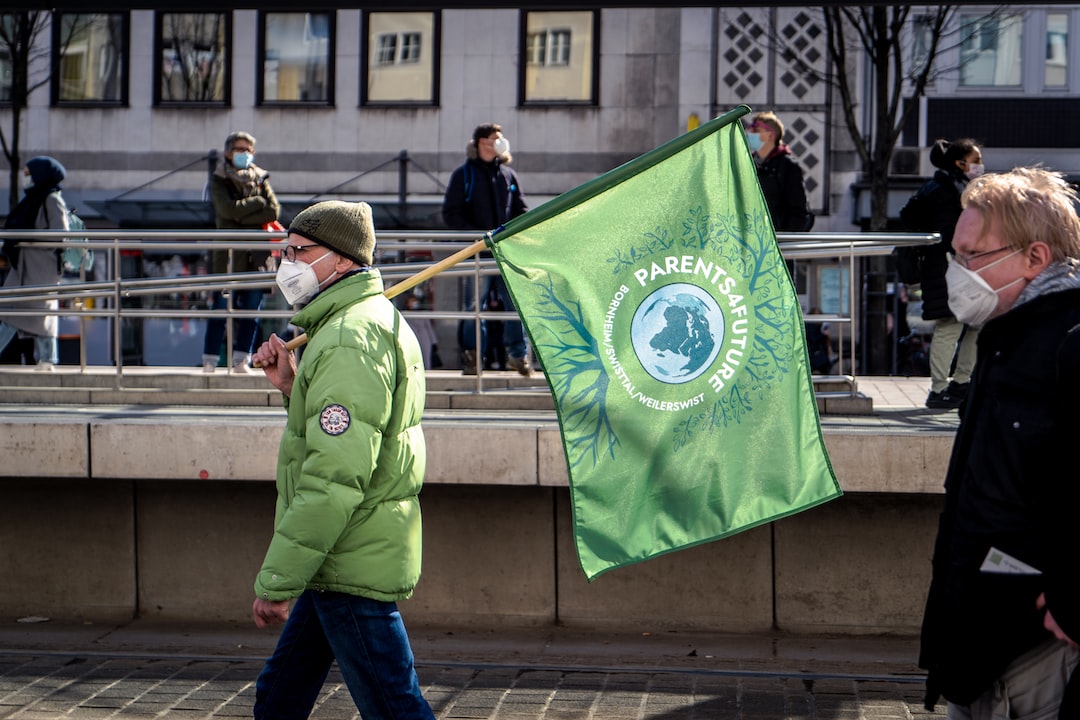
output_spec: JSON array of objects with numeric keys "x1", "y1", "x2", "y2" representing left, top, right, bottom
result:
[{"x1": 249, "y1": 200, "x2": 434, "y2": 720}]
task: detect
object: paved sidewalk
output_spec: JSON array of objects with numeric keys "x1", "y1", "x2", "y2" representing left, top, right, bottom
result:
[{"x1": 0, "y1": 619, "x2": 945, "y2": 719}]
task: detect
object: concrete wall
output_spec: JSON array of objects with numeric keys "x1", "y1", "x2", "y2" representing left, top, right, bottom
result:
[
  {"x1": 0, "y1": 409, "x2": 951, "y2": 633},
  {"x1": 0, "y1": 478, "x2": 942, "y2": 635}
]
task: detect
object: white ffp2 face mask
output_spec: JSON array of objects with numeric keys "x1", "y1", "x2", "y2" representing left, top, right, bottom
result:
[
  {"x1": 275, "y1": 253, "x2": 335, "y2": 305},
  {"x1": 493, "y1": 136, "x2": 510, "y2": 156},
  {"x1": 945, "y1": 250, "x2": 1024, "y2": 327}
]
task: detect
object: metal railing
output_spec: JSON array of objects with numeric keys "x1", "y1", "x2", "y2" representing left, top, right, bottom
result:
[{"x1": 0, "y1": 228, "x2": 938, "y2": 392}]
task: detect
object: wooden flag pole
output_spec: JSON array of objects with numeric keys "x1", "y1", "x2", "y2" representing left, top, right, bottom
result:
[{"x1": 278, "y1": 238, "x2": 488, "y2": 354}]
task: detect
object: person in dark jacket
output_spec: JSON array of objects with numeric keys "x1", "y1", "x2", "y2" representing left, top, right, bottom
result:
[
  {"x1": 203, "y1": 130, "x2": 281, "y2": 374},
  {"x1": 442, "y1": 122, "x2": 531, "y2": 376},
  {"x1": 898, "y1": 138, "x2": 984, "y2": 410},
  {"x1": 919, "y1": 166, "x2": 1080, "y2": 720},
  {"x1": 745, "y1": 111, "x2": 814, "y2": 232}
]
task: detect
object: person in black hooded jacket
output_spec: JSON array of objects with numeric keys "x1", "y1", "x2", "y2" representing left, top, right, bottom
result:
[
  {"x1": 918, "y1": 166, "x2": 1080, "y2": 720},
  {"x1": 898, "y1": 138, "x2": 984, "y2": 410}
]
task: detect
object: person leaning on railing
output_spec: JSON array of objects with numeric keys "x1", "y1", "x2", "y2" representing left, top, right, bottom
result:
[{"x1": 203, "y1": 130, "x2": 281, "y2": 374}]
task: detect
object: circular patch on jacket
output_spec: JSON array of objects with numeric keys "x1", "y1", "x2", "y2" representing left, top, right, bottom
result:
[{"x1": 319, "y1": 405, "x2": 351, "y2": 435}]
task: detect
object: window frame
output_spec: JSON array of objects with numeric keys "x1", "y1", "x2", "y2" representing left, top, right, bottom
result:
[
  {"x1": 153, "y1": 11, "x2": 231, "y2": 107},
  {"x1": 257, "y1": 10, "x2": 336, "y2": 107},
  {"x1": 361, "y1": 10, "x2": 440, "y2": 107},
  {"x1": 518, "y1": 9, "x2": 599, "y2": 107},
  {"x1": 51, "y1": 11, "x2": 130, "y2": 107}
]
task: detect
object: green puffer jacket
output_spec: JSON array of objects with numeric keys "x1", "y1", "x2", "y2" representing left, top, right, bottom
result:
[{"x1": 254, "y1": 269, "x2": 427, "y2": 602}]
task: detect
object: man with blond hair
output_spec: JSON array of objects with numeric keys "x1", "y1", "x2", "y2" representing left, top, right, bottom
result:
[{"x1": 919, "y1": 167, "x2": 1080, "y2": 719}]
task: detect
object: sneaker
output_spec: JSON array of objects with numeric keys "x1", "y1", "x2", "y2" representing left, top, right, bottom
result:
[
  {"x1": 202, "y1": 359, "x2": 217, "y2": 374},
  {"x1": 926, "y1": 390, "x2": 962, "y2": 410},
  {"x1": 507, "y1": 356, "x2": 533, "y2": 377},
  {"x1": 34, "y1": 361, "x2": 55, "y2": 372},
  {"x1": 462, "y1": 349, "x2": 477, "y2": 376},
  {"x1": 232, "y1": 361, "x2": 254, "y2": 375},
  {"x1": 946, "y1": 381, "x2": 970, "y2": 400}
]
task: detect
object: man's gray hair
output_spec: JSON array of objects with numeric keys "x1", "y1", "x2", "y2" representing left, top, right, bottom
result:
[{"x1": 224, "y1": 131, "x2": 256, "y2": 153}]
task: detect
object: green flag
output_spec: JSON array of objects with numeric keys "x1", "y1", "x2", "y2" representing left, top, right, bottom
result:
[{"x1": 488, "y1": 105, "x2": 841, "y2": 580}]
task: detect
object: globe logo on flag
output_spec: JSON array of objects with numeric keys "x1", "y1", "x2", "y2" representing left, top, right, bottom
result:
[{"x1": 630, "y1": 283, "x2": 725, "y2": 384}]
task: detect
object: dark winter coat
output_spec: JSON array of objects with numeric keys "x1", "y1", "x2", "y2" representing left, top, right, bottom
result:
[
  {"x1": 756, "y1": 145, "x2": 814, "y2": 232},
  {"x1": 208, "y1": 160, "x2": 280, "y2": 274},
  {"x1": 898, "y1": 168, "x2": 966, "y2": 321},
  {"x1": 442, "y1": 157, "x2": 527, "y2": 233},
  {"x1": 919, "y1": 287, "x2": 1080, "y2": 713}
]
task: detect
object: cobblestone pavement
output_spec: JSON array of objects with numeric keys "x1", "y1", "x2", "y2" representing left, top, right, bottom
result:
[{"x1": 0, "y1": 650, "x2": 944, "y2": 719}]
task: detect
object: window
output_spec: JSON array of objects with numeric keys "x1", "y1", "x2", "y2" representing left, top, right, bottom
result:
[
  {"x1": 363, "y1": 11, "x2": 438, "y2": 105},
  {"x1": 53, "y1": 12, "x2": 128, "y2": 105},
  {"x1": 259, "y1": 12, "x2": 334, "y2": 105},
  {"x1": 156, "y1": 12, "x2": 229, "y2": 105},
  {"x1": 520, "y1": 10, "x2": 597, "y2": 104},
  {"x1": 1046, "y1": 13, "x2": 1068, "y2": 88},
  {"x1": 959, "y1": 12, "x2": 1023, "y2": 87}
]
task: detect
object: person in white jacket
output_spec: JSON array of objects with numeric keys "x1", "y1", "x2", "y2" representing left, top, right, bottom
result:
[{"x1": 0, "y1": 156, "x2": 69, "y2": 371}]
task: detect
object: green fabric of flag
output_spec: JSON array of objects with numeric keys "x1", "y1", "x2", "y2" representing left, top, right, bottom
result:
[{"x1": 488, "y1": 105, "x2": 842, "y2": 581}]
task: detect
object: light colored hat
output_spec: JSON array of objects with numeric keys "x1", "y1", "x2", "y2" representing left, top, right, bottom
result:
[{"x1": 288, "y1": 200, "x2": 375, "y2": 266}]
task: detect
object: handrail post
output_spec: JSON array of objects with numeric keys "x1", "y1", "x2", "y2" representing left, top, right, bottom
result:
[{"x1": 397, "y1": 150, "x2": 408, "y2": 229}]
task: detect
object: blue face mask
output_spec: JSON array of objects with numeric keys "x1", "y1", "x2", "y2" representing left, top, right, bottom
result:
[
  {"x1": 232, "y1": 152, "x2": 254, "y2": 169},
  {"x1": 746, "y1": 133, "x2": 764, "y2": 153}
]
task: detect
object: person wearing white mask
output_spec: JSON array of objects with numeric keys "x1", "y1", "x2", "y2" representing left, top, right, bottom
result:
[
  {"x1": 920, "y1": 166, "x2": 1080, "y2": 720},
  {"x1": 249, "y1": 200, "x2": 435, "y2": 720},
  {"x1": 897, "y1": 137, "x2": 984, "y2": 409},
  {"x1": 442, "y1": 122, "x2": 531, "y2": 376},
  {"x1": 204, "y1": 130, "x2": 281, "y2": 374}
]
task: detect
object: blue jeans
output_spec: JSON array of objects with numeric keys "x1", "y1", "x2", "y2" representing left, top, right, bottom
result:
[
  {"x1": 459, "y1": 276, "x2": 527, "y2": 359},
  {"x1": 203, "y1": 289, "x2": 264, "y2": 357},
  {"x1": 0, "y1": 321, "x2": 58, "y2": 364},
  {"x1": 254, "y1": 590, "x2": 434, "y2": 720}
]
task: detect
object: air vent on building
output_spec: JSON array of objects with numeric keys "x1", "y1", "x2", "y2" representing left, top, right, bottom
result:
[{"x1": 891, "y1": 148, "x2": 921, "y2": 175}]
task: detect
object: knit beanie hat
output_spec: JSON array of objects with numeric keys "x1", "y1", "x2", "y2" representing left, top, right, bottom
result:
[{"x1": 288, "y1": 200, "x2": 375, "y2": 266}]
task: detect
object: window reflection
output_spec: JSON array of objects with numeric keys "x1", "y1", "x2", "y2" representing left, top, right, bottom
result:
[
  {"x1": 261, "y1": 12, "x2": 333, "y2": 104},
  {"x1": 55, "y1": 12, "x2": 127, "y2": 103},
  {"x1": 1046, "y1": 13, "x2": 1068, "y2": 87},
  {"x1": 522, "y1": 10, "x2": 595, "y2": 104},
  {"x1": 158, "y1": 12, "x2": 228, "y2": 104},
  {"x1": 960, "y1": 12, "x2": 1023, "y2": 87},
  {"x1": 365, "y1": 11, "x2": 437, "y2": 105}
]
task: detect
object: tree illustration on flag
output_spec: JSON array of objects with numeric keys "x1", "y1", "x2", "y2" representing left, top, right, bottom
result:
[{"x1": 487, "y1": 105, "x2": 841, "y2": 580}]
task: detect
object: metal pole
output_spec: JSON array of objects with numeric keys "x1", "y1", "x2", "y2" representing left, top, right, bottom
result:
[{"x1": 398, "y1": 150, "x2": 408, "y2": 229}]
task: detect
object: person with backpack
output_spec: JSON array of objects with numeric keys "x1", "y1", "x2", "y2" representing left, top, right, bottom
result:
[
  {"x1": 442, "y1": 122, "x2": 531, "y2": 376},
  {"x1": 0, "y1": 156, "x2": 69, "y2": 371},
  {"x1": 897, "y1": 138, "x2": 984, "y2": 410}
]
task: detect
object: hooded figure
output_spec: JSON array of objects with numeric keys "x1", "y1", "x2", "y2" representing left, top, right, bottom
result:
[{"x1": 0, "y1": 156, "x2": 68, "y2": 369}]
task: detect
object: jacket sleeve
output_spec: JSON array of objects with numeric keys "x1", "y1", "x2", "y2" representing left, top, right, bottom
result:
[
  {"x1": 210, "y1": 175, "x2": 276, "y2": 227},
  {"x1": 442, "y1": 165, "x2": 473, "y2": 230},
  {"x1": 509, "y1": 168, "x2": 528, "y2": 219},
  {"x1": 1041, "y1": 325, "x2": 1080, "y2": 643},
  {"x1": 781, "y1": 161, "x2": 813, "y2": 232},
  {"x1": 43, "y1": 193, "x2": 70, "y2": 231}
]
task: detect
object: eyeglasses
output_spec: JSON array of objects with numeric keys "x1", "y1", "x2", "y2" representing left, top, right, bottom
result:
[
  {"x1": 953, "y1": 245, "x2": 1013, "y2": 270},
  {"x1": 283, "y1": 244, "x2": 320, "y2": 262}
]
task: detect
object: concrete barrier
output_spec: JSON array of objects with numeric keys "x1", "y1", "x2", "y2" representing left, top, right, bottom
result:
[{"x1": 0, "y1": 409, "x2": 952, "y2": 634}]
